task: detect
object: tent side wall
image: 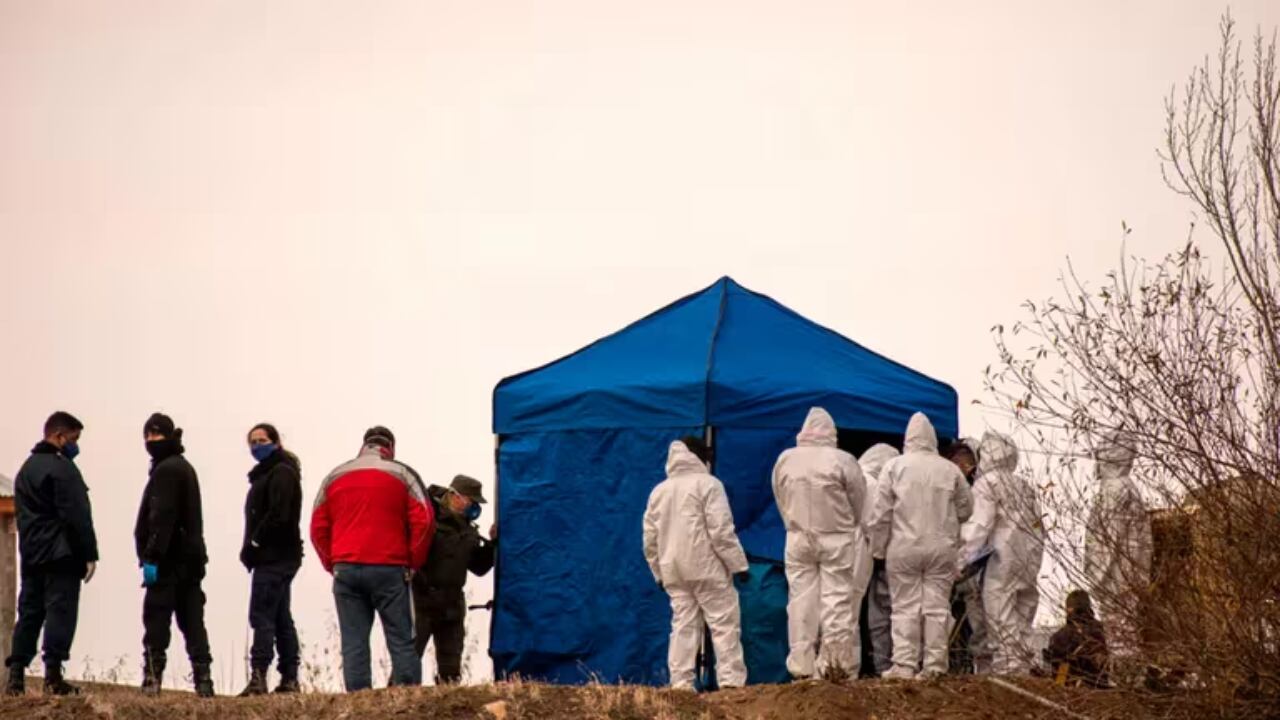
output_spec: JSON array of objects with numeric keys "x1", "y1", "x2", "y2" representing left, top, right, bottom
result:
[{"x1": 492, "y1": 428, "x2": 698, "y2": 685}]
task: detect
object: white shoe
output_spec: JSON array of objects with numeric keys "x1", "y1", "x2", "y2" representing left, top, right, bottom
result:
[{"x1": 882, "y1": 667, "x2": 916, "y2": 680}]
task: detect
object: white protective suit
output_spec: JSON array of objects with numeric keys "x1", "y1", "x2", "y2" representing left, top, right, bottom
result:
[
  {"x1": 959, "y1": 432, "x2": 1045, "y2": 674},
  {"x1": 771, "y1": 408, "x2": 867, "y2": 678},
  {"x1": 859, "y1": 443, "x2": 901, "y2": 676},
  {"x1": 1083, "y1": 434, "x2": 1152, "y2": 657},
  {"x1": 869, "y1": 413, "x2": 974, "y2": 678},
  {"x1": 643, "y1": 441, "x2": 750, "y2": 689}
]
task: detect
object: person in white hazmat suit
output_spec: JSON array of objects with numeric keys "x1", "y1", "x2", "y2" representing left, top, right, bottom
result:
[
  {"x1": 869, "y1": 412, "x2": 974, "y2": 679},
  {"x1": 945, "y1": 437, "x2": 993, "y2": 674},
  {"x1": 771, "y1": 407, "x2": 867, "y2": 679},
  {"x1": 1083, "y1": 433, "x2": 1152, "y2": 658},
  {"x1": 643, "y1": 437, "x2": 750, "y2": 689},
  {"x1": 858, "y1": 443, "x2": 901, "y2": 676},
  {"x1": 958, "y1": 432, "x2": 1045, "y2": 674}
]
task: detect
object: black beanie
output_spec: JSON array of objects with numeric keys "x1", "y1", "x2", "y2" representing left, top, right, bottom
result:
[{"x1": 144, "y1": 412, "x2": 176, "y2": 438}]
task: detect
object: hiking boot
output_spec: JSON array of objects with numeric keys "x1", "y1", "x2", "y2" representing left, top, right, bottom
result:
[
  {"x1": 141, "y1": 655, "x2": 163, "y2": 696},
  {"x1": 273, "y1": 672, "x2": 301, "y2": 694},
  {"x1": 4, "y1": 665, "x2": 25, "y2": 697},
  {"x1": 44, "y1": 664, "x2": 81, "y2": 696},
  {"x1": 193, "y1": 663, "x2": 215, "y2": 699},
  {"x1": 238, "y1": 668, "x2": 269, "y2": 697}
]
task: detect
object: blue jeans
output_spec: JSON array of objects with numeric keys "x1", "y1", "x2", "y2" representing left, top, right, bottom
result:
[{"x1": 333, "y1": 563, "x2": 420, "y2": 691}]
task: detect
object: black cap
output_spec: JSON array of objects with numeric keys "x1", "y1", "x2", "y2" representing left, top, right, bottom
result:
[
  {"x1": 363, "y1": 425, "x2": 395, "y2": 449},
  {"x1": 450, "y1": 474, "x2": 487, "y2": 504},
  {"x1": 144, "y1": 413, "x2": 176, "y2": 438}
]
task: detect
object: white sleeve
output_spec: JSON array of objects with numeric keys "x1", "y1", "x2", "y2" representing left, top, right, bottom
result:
[
  {"x1": 704, "y1": 479, "x2": 749, "y2": 575},
  {"x1": 642, "y1": 489, "x2": 662, "y2": 584}
]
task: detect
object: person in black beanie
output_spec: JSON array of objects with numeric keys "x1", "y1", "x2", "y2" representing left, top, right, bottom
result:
[
  {"x1": 237, "y1": 422, "x2": 303, "y2": 696},
  {"x1": 133, "y1": 412, "x2": 214, "y2": 698}
]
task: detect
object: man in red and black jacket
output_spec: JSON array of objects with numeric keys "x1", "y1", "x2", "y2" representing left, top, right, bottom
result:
[{"x1": 310, "y1": 426, "x2": 434, "y2": 691}]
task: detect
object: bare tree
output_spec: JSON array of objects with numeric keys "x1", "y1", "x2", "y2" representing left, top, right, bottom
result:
[{"x1": 986, "y1": 13, "x2": 1280, "y2": 712}]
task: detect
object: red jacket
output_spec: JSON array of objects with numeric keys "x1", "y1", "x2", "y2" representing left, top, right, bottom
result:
[{"x1": 310, "y1": 446, "x2": 435, "y2": 573}]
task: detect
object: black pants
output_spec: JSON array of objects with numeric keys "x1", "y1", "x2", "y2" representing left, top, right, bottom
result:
[
  {"x1": 143, "y1": 569, "x2": 212, "y2": 668},
  {"x1": 248, "y1": 563, "x2": 300, "y2": 674},
  {"x1": 6, "y1": 561, "x2": 82, "y2": 668},
  {"x1": 412, "y1": 585, "x2": 466, "y2": 683}
]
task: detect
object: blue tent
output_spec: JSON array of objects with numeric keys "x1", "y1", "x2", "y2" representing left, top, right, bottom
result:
[{"x1": 491, "y1": 277, "x2": 957, "y2": 685}]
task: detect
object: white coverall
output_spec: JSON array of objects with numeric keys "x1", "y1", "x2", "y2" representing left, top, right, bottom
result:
[
  {"x1": 959, "y1": 432, "x2": 1045, "y2": 675},
  {"x1": 869, "y1": 413, "x2": 974, "y2": 679},
  {"x1": 771, "y1": 407, "x2": 867, "y2": 678},
  {"x1": 859, "y1": 443, "x2": 901, "y2": 676},
  {"x1": 643, "y1": 441, "x2": 750, "y2": 689},
  {"x1": 1083, "y1": 434, "x2": 1152, "y2": 657}
]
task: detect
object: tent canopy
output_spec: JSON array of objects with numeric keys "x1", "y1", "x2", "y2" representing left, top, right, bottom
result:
[
  {"x1": 490, "y1": 277, "x2": 958, "y2": 685},
  {"x1": 495, "y1": 277, "x2": 958, "y2": 438}
]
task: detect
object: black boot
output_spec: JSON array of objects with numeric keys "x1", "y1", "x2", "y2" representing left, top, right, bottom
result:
[
  {"x1": 4, "y1": 665, "x2": 24, "y2": 697},
  {"x1": 273, "y1": 669, "x2": 300, "y2": 694},
  {"x1": 238, "y1": 668, "x2": 268, "y2": 697},
  {"x1": 43, "y1": 664, "x2": 80, "y2": 696},
  {"x1": 141, "y1": 653, "x2": 164, "y2": 696},
  {"x1": 192, "y1": 663, "x2": 214, "y2": 699}
]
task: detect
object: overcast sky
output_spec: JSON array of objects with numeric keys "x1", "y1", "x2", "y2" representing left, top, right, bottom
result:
[{"x1": 4, "y1": 0, "x2": 1279, "y2": 691}]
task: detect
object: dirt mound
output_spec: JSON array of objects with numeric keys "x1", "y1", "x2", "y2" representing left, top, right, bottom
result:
[{"x1": 0, "y1": 677, "x2": 1227, "y2": 720}]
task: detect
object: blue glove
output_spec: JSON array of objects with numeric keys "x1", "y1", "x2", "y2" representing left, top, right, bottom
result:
[{"x1": 142, "y1": 563, "x2": 159, "y2": 587}]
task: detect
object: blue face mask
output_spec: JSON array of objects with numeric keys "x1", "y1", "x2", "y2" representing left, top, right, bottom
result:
[
  {"x1": 251, "y1": 443, "x2": 278, "y2": 462},
  {"x1": 464, "y1": 503, "x2": 482, "y2": 522},
  {"x1": 62, "y1": 441, "x2": 80, "y2": 461}
]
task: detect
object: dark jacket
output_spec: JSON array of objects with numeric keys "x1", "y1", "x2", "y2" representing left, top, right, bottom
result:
[
  {"x1": 413, "y1": 485, "x2": 495, "y2": 604},
  {"x1": 1044, "y1": 610, "x2": 1110, "y2": 687},
  {"x1": 14, "y1": 442, "x2": 99, "y2": 572},
  {"x1": 134, "y1": 443, "x2": 208, "y2": 572},
  {"x1": 241, "y1": 449, "x2": 303, "y2": 570}
]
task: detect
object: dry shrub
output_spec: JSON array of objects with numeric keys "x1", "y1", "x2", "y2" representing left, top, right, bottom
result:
[{"x1": 987, "y1": 13, "x2": 1280, "y2": 716}]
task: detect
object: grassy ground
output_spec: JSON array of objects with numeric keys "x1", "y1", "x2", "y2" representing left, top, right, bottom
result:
[{"x1": 0, "y1": 676, "x2": 1232, "y2": 720}]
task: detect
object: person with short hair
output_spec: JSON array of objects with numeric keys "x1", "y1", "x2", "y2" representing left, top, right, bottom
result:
[
  {"x1": 311, "y1": 426, "x2": 435, "y2": 691},
  {"x1": 5, "y1": 411, "x2": 98, "y2": 697}
]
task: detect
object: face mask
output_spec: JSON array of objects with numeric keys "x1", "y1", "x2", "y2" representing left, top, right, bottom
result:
[
  {"x1": 464, "y1": 503, "x2": 482, "y2": 522},
  {"x1": 251, "y1": 443, "x2": 278, "y2": 462},
  {"x1": 62, "y1": 441, "x2": 80, "y2": 461},
  {"x1": 145, "y1": 439, "x2": 170, "y2": 460}
]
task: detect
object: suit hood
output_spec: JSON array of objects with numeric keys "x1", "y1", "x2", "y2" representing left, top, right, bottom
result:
[
  {"x1": 859, "y1": 443, "x2": 900, "y2": 479},
  {"x1": 796, "y1": 407, "x2": 838, "y2": 448},
  {"x1": 978, "y1": 432, "x2": 1018, "y2": 474},
  {"x1": 904, "y1": 413, "x2": 938, "y2": 454},
  {"x1": 666, "y1": 441, "x2": 708, "y2": 477}
]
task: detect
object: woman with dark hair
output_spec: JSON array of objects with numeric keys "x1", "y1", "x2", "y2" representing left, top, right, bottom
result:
[{"x1": 238, "y1": 423, "x2": 304, "y2": 695}]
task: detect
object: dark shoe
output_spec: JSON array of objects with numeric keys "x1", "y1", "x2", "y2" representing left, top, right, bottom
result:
[
  {"x1": 44, "y1": 664, "x2": 81, "y2": 696},
  {"x1": 238, "y1": 668, "x2": 268, "y2": 697},
  {"x1": 4, "y1": 666, "x2": 25, "y2": 697},
  {"x1": 273, "y1": 674, "x2": 301, "y2": 694},
  {"x1": 193, "y1": 664, "x2": 215, "y2": 699},
  {"x1": 141, "y1": 655, "x2": 163, "y2": 697}
]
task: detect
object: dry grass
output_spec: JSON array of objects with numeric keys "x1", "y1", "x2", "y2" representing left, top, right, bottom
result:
[{"x1": 0, "y1": 676, "x2": 1245, "y2": 720}]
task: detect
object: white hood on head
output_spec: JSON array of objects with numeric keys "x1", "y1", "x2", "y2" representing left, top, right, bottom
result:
[
  {"x1": 903, "y1": 413, "x2": 938, "y2": 454},
  {"x1": 978, "y1": 432, "x2": 1018, "y2": 474},
  {"x1": 796, "y1": 407, "x2": 838, "y2": 448},
  {"x1": 859, "y1": 443, "x2": 900, "y2": 479},
  {"x1": 666, "y1": 440, "x2": 708, "y2": 477},
  {"x1": 1094, "y1": 431, "x2": 1136, "y2": 481}
]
